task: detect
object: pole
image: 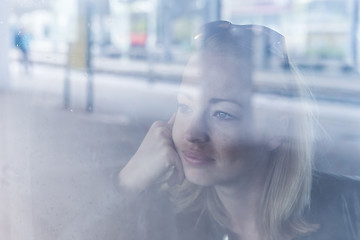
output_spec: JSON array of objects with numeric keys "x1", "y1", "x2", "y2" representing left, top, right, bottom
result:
[
  {"x1": 0, "y1": 1, "x2": 10, "y2": 90},
  {"x1": 351, "y1": 0, "x2": 359, "y2": 69},
  {"x1": 63, "y1": 58, "x2": 71, "y2": 109},
  {"x1": 86, "y1": 1, "x2": 94, "y2": 112},
  {"x1": 163, "y1": 0, "x2": 172, "y2": 61},
  {"x1": 204, "y1": 0, "x2": 221, "y2": 23}
]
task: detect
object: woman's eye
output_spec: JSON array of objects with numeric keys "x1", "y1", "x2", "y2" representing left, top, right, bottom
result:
[
  {"x1": 213, "y1": 111, "x2": 235, "y2": 120},
  {"x1": 178, "y1": 104, "x2": 192, "y2": 114}
]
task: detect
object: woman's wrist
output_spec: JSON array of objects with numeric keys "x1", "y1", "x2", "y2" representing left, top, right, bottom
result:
[{"x1": 117, "y1": 168, "x2": 147, "y2": 196}]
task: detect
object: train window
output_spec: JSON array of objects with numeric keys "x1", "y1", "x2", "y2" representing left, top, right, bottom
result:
[{"x1": 1, "y1": 0, "x2": 359, "y2": 239}]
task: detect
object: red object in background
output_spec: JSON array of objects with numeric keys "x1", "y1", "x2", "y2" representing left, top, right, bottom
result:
[{"x1": 131, "y1": 33, "x2": 147, "y2": 46}]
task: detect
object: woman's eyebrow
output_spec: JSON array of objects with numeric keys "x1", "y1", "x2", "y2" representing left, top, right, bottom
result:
[
  {"x1": 210, "y1": 98, "x2": 243, "y2": 107},
  {"x1": 177, "y1": 91, "x2": 190, "y2": 98},
  {"x1": 176, "y1": 90, "x2": 197, "y2": 99}
]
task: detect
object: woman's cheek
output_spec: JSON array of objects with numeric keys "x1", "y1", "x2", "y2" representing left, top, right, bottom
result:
[
  {"x1": 215, "y1": 124, "x2": 257, "y2": 153},
  {"x1": 172, "y1": 118, "x2": 183, "y2": 147},
  {"x1": 211, "y1": 122, "x2": 244, "y2": 140}
]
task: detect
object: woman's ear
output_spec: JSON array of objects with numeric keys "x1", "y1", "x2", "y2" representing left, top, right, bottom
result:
[{"x1": 267, "y1": 115, "x2": 289, "y2": 151}]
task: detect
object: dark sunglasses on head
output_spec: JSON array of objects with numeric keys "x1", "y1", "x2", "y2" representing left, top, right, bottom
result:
[{"x1": 194, "y1": 20, "x2": 288, "y2": 61}]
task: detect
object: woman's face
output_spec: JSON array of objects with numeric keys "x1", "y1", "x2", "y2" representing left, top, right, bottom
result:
[{"x1": 172, "y1": 53, "x2": 269, "y2": 187}]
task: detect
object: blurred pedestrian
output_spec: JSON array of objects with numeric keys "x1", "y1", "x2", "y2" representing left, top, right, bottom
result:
[{"x1": 14, "y1": 27, "x2": 31, "y2": 74}]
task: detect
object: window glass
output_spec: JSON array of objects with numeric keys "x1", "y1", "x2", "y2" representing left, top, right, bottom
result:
[{"x1": 1, "y1": 0, "x2": 359, "y2": 239}]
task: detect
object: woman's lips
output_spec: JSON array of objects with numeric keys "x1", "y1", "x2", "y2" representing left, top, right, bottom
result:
[{"x1": 182, "y1": 150, "x2": 214, "y2": 166}]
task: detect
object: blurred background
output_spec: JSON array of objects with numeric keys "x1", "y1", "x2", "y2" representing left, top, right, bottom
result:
[{"x1": 0, "y1": 0, "x2": 359, "y2": 239}]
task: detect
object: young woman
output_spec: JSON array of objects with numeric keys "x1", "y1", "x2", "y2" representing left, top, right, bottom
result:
[{"x1": 118, "y1": 21, "x2": 360, "y2": 240}]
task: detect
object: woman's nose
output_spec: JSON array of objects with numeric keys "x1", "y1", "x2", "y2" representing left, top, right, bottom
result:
[{"x1": 184, "y1": 115, "x2": 210, "y2": 143}]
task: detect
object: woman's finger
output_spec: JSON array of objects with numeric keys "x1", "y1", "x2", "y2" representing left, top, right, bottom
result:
[
  {"x1": 167, "y1": 168, "x2": 178, "y2": 187},
  {"x1": 167, "y1": 150, "x2": 185, "y2": 186},
  {"x1": 168, "y1": 113, "x2": 176, "y2": 126},
  {"x1": 174, "y1": 156, "x2": 185, "y2": 185}
]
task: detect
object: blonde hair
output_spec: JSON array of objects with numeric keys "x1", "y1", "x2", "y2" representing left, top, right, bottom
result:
[{"x1": 169, "y1": 22, "x2": 318, "y2": 240}]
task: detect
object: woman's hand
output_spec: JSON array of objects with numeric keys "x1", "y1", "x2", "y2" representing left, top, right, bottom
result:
[{"x1": 118, "y1": 114, "x2": 184, "y2": 194}]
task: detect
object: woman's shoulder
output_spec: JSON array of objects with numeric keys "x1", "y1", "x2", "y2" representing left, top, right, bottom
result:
[
  {"x1": 312, "y1": 170, "x2": 360, "y2": 184},
  {"x1": 303, "y1": 171, "x2": 360, "y2": 240},
  {"x1": 311, "y1": 171, "x2": 360, "y2": 198},
  {"x1": 310, "y1": 171, "x2": 360, "y2": 218}
]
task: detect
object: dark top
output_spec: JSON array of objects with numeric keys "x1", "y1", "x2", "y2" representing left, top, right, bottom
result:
[
  {"x1": 58, "y1": 171, "x2": 360, "y2": 240},
  {"x1": 299, "y1": 172, "x2": 360, "y2": 240},
  {"x1": 175, "y1": 172, "x2": 360, "y2": 240}
]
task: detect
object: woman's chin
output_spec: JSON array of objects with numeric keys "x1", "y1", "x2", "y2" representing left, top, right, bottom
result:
[{"x1": 184, "y1": 170, "x2": 217, "y2": 186}]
